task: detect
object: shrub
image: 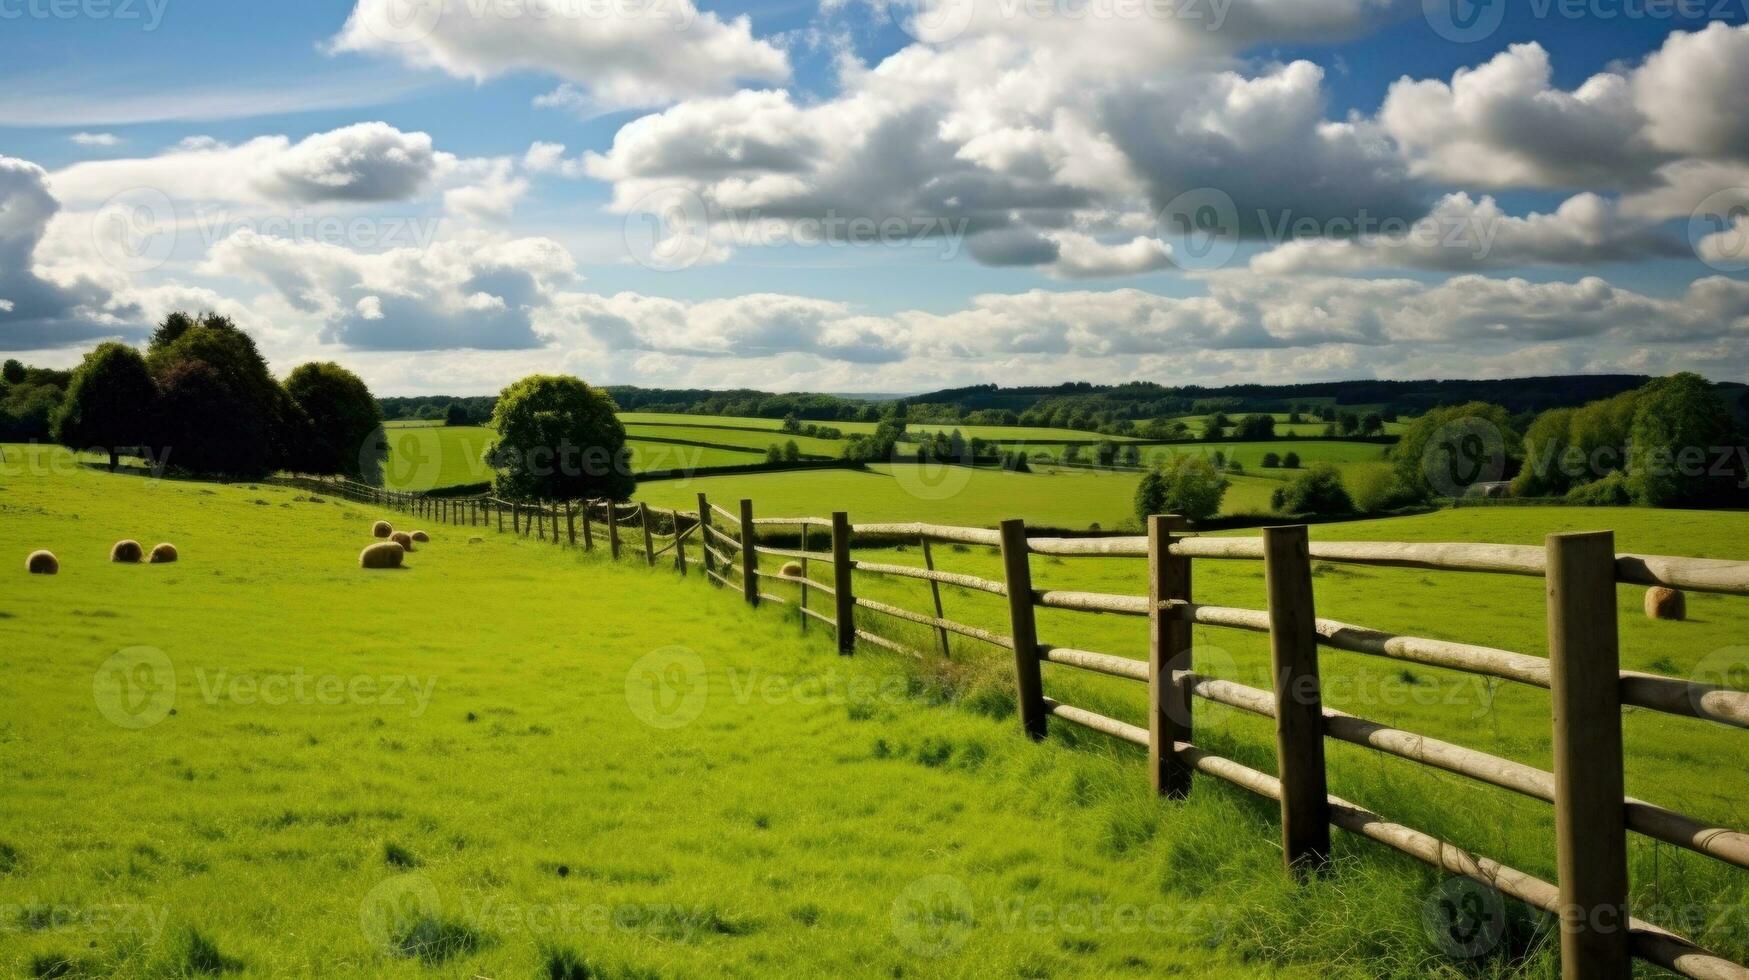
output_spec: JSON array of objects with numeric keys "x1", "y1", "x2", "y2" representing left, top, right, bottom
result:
[
  {"x1": 1261, "y1": 452, "x2": 1281, "y2": 468},
  {"x1": 1565, "y1": 470, "x2": 1632, "y2": 506},
  {"x1": 1271, "y1": 463, "x2": 1353, "y2": 516},
  {"x1": 110, "y1": 540, "x2": 143, "y2": 563},
  {"x1": 26, "y1": 550, "x2": 58, "y2": 574},
  {"x1": 1347, "y1": 463, "x2": 1412, "y2": 514},
  {"x1": 360, "y1": 542, "x2": 405, "y2": 569},
  {"x1": 1135, "y1": 454, "x2": 1228, "y2": 524},
  {"x1": 149, "y1": 543, "x2": 179, "y2": 564},
  {"x1": 1283, "y1": 452, "x2": 1301, "y2": 468}
]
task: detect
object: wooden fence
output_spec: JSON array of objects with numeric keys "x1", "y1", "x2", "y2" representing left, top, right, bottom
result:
[{"x1": 289, "y1": 475, "x2": 1749, "y2": 979}]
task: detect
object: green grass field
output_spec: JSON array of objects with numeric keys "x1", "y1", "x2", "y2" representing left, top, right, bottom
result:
[
  {"x1": 622, "y1": 424, "x2": 843, "y2": 458},
  {"x1": 908, "y1": 423, "x2": 1143, "y2": 443},
  {"x1": 618, "y1": 413, "x2": 880, "y2": 436},
  {"x1": 4, "y1": 445, "x2": 1744, "y2": 977},
  {"x1": 380, "y1": 425, "x2": 498, "y2": 491}
]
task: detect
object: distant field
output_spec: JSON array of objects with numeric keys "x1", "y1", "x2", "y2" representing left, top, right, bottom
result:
[
  {"x1": 618, "y1": 412, "x2": 879, "y2": 436},
  {"x1": 622, "y1": 423, "x2": 843, "y2": 457},
  {"x1": 380, "y1": 424, "x2": 497, "y2": 491},
  {"x1": 907, "y1": 423, "x2": 1142, "y2": 442},
  {"x1": 1144, "y1": 440, "x2": 1392, "y2": 477},
  {"x1": 1172, "y1": 413, "x2": 1410, "y2": 438}
]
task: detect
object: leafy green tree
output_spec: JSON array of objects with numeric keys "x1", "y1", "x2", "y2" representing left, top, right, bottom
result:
[
  {"x1": 1627, "y1": 373, "x2": 1742, "y2": 506},
  {"x1": 1134, "y1": 454, "x2": 1227, "y2": 525},
  {"x1": 445, "y1": 402, "x2": 470, "y2": 427},
  {"x1": 1271, "y1": 463, "x2": 1353, "y2": 516},
  {"x1": 1347, "y1": 463, "x2": 1411, "y2": 514},
  {"x1": 284, "y1": 362, "x2": 384, "y2": 480},
  {"x1": 783, "y1": 440, "x2": 800, "y2": 463},
  {"x1": 1261, "y1": 452, "x2": 1281, "y2": 468},
  {"x1": 484, "y1": 375, "x2": 634, "y2": 501},
  {"x1": 1234, "y1": 414, "x2": 1276, "y2": 440},
  {"x1": 2, "y1": 359, "x2": 25, "y2": 385},
  {"x1": 148, "y1": 312, "x2": 197, "y2": 352},
  {"x1": 1283, "y1": 451, "x2": 1301, "y2": 468},
  {"x1": 146, "y1": 312, "x2": 300, "y2": 477},
  {"x1": 54, "y1": 342, "x2": 159, "y2": 470},
  {"x1": 1393, "y1": 402, "x2": 1516, "y2": 500}
]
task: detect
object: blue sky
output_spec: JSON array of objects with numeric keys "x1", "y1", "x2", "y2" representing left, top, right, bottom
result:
[{"x1": 2, "y1": 0, "x2": 1747, "y2": 393}]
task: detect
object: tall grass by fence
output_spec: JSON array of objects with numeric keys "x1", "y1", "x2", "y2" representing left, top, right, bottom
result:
[{"x1": 284, "y1": 474, "x2": 1749, "y2": 980}]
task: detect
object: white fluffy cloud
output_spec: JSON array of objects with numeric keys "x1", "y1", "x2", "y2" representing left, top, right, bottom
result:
[
  {"x1": 329, "y1": 0, "x2": 789, "y2": 111},
  {"x1": 0, "y1": 156, "x2": 132, "y2": 350},
  {"x1": 49, "y1": 123, "x2": 442, "y2": 207}
]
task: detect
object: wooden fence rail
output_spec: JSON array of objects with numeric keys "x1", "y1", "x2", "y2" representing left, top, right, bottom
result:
[{"x1": 346, "y1": 480, "x2": 1748, "y2": 980}]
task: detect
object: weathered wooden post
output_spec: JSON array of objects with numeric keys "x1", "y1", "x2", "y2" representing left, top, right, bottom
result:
[
  {"x1": 1149, "y1": 514, "x2": 1194, "y2": 799},
  {"x1": 566, "y1": 502, "x2": 576, "y2": 545},
  {"x1": 739, "y1": 499, "x2": 758, "y2": 605},
  {"x1": 641, "y1": 504, "x2": 656, "y2": 566},
  {"x1": 1546, "y1": 530, "x2": 1630, "y2": 979},
  {"x1": 672, "y1": 509, "x2": 687, "y2": 575},
  {"x1": 1264, "y1": 524, "x2": 1330, "y2": 877},
  {"x1": 512, "y1": 502, "x2": 521, "y2": 535},
  {"x1": 582, "y1": 500, "x2": 594, "y2": 551},
  {"x1": 497, "y1": 501, "x2": 504, "y2": 534},
  {"x1": 697, "y1": 494, "x2": 714, "y2": 580},
  {"x1": 607, "y1": 501, "x2": 621, "y2": 559},
  {"x1": 921, "y1": 535, "x2": 951, "y2": 657},
  {"x1": 551, "y1": 503, "x2": 560, "y2": 545},
  {"x1": 831, "y1": 512, "x2": 854, "y2": 653},
  {"x1": 998, "y1": 518, "x2": 1046, "y2": 741}
]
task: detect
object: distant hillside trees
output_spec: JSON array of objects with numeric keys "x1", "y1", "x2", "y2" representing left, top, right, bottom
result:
[
  {"x1": 1515, "y1": 373, "x2": 1747, "y2": 507},
  {"x1": 485, "y1": 375, "x2": 635, "y2": 501},
  {"x1": 1271, "y1": 463, "x2": 1354, "y2": 516},
  {"x1": 146, "y1": 313, "x2": 304, "y2": 479},
  {"x1": 0, "y1": 359, "x2": 72, "y2": 441},
  {"x1": 1393, "y1": 402, "x2": 1518, "y2": 501},
  {"x1": 54, "y1": 343, "x2": 158, "y2": 470},
  {"x1": 1234, "y1": 414, "x2": 1276, "y2": 440},
  {"x1": 285, "y1": 362, "x2": 386, "y2": 481}
]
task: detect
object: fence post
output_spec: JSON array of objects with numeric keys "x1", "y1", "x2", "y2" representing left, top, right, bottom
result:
[
  {"x1": 1546, "y1": 531, "x2": 1630, "y2": 979},
  {"x1": 551, "y1": 503, "x2": 560, "y2": 546},
  {"x1": 497, "y1": 502, "x2": 504, "y2": 534},
  {"x1": 1264, "y1": 524, "x2": 1330, "y2": 877},
  {"x1": 566, "y1": 502, "x2": 576, "y2": 545},
  {"x1": 831, "y1": 512, "x2": 854, "y2": 654},
  {"x1": 582, "y1": 500, "x2": 594, "y2": 551},
  {"x1": 641, "y1": 505, "x2": 656, "y2": 566},
  {"x1": 921, "y1": 536, "x2": 951, "y2": 657},
  {"x1": 697, "y1": 494, "x2": 714, "y2": 580},
  {"x1": 512, "y1": 502, "x2": 521, "y2": 535},
  {"x1": 608, "y1": 501, "x2": 621, "y2": 559},
  {"x1": 998, "y1": 518, "x2": 1046, "y2": 741},
  {"x1": 739, "y1": 499, "x2": 758, "y2": 606},
  {"x1": 673, "y1": 509, "x2": 687, "y2": 575},
  {"x1": 1149, "y1": 514, "x2": 1194, "y2": 799}
]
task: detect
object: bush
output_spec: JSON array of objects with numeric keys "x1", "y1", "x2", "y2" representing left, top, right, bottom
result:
[
  {"x1": 1565, "y1": 470, "x2": 1633, "y2": 506},
  {"x1": 1261, "y1": 452, "x2": 1281, "y2": 468},
  {"x1": 1347, "y1": 463, "x2": 1411, "y2": 514},
  {"x1": 1234, "y1": 414, "x2": 1276, "y2": 439},
  {"x1": 1283, "y1": 451, "x2": 1301, "y2": 468},
  {"x1": 485, "y1": 375, "x2": 635, "y2": 502},
  {"x1": 1271, "y1": 463, "x2": 1353, "y2": 516},
  {"x1": 1135, "y1": 454, "x2": 1228, "y2": 524}
]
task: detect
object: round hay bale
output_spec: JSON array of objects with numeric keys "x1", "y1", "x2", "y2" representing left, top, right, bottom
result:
[
  {"x1": 410, "y1": 530, "x2": 430, "y2": 543},
  {"x1": 360, "y1": 542, "x2": 405, "y2": 570},
  {"x1": 390, "y1": 531, "x2": 416, "y2": 552},
  {"x1": 110, "y1": 540, "x2": 144, "y2": 563},
  {"x1": 779, "y1": 561, "x2": 804, "y2": 578},
  {"x1": 468, "y1": 536, "x2": 484, "y2": 545},
  {"x1": 26, "y1": 550, "x2": 58, "y2": 575},
  {"x1": 148, "y1": 543, "x2": 179, "y2": 564},
  {"x1": 372, "y1": 521, "x2": 393, "y2": 539},
  {"x1": 1645, "y1": 586, "x2": 1686, "y2": 621}
]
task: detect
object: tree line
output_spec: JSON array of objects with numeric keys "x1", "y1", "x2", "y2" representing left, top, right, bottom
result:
[{"x1": 48, "y1": 313, "x2": 385, "y2": 481}]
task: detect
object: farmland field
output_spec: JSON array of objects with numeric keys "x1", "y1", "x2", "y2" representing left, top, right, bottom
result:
[
  {"x1": 622, "y1": 423, "x2": 843, "y2": 457},
  {"x1": 907, "y1": 423, "x2": 1143, "y2": 442},
  {"x1": 1, "y1": 443, "x2": 1320, "y2": 978},
  {"x1": 380, "y1": 424, "x2": 497, "y2": 491},
  {"x1": 618, "y1": 412, "x2": 880, "y2": 436}
]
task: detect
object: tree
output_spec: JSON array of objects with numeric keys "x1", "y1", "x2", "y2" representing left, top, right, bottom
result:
[
  {"x1": 781, "y1": 412, "x2": 801, "y2": 434},
  {"x1": 1627, "y1": 373, "x2": 1742, "y2": 507},
  {"x1": 783, "y1": 440, "x2": 801, "y2": 463},
  {"x1": 484, "y1": 375, "x2": 635, "y2": 501},
  {"x1": 1234, "y1": 414, "x2": 1276, "y2": 440},
  {"x1": 445, "y1": 402, "x2": 470, "y2": 427},
  {"x1": 146, "y1": 312, "x2": 300, "y2": 477},
  {"x1": 1348, "y1": 463, "x2": 1411, "y2": 514},
  {"x1": 1283, "y1": 451, "x2": 1301, "y2": 468},
  {"x1": 1134, "y1": 454, "x2": 1228, "y2": 525},
  {"x1": 1261, "y1": 452, "x2": 1281, "y2": 468},
  {"x1": 54, "y1": 343, "x2": 159, "y2": 470},
  {"x1": 284, "y1": 362, "x2": 384, "y2": 481},
  {"x1": 1120, "y1": 444, "x2": 1140, "y2": 467},
  {"x1": 1393, "y1": 402, "x2": 1516, "y2": 501},
  {"x1": 766, "y1": 444, "x2": 783, "y2": 463},
  {"x1": 1271, "y1": 463, "x2": 1353, "y2": 516},
  {"x1": 1095, "y1": 440, "x2": 1118, "y2": 467},
  {"x1": 1, "y1": 359, "x2": 24, "y2": 385}
]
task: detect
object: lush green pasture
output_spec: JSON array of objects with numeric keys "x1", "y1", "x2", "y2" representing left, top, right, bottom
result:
[
  {"x1": 622, "y1": 424, "x2": 842, "y2": 458},
  {"x1": 760, "y1": 505, "x2": 1749, "y2": 968},
  {"x1": 908, "y1": 423, "x2": 1142, "y2": 442},
  {"x1": 1144, "y1": 441, "x2": 1392, "y2": 477},
  {"x1": 380, "y1": 424, "x2": 497, "y2": 491},
  {"x1": 2, "y1": 443, "x2": 1296, "y2": 979},
  {"x1": 618, "y1": 413, "x2": 880, "y2": 436},
  {"x1": 625, "y1": 440, "x2": 761, "y2": 472}
]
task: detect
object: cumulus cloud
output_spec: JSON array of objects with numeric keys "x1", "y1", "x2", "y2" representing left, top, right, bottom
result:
[
  {"x1": 0, "y1": 156, "x2": 131, "y2": 350},
  {"x1": 329, "y1": 0, "x2": 789, "y2": 111},
  {"x1": 48, "y1": 123, "x2": 442, "y2": 207},
  {"x1": 70, "y1": 132, "x2": 122, "y2": 148},
  {"x1": 200, "y1": 229, "x2": 577, "y2": 350}
]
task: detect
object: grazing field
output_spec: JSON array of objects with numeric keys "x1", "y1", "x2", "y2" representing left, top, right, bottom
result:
[
  {"x1": 380, "y1": 424, "x2": 497, "y2": 491},
  {"x1": 618, "y1": 412, "x2": 880, "y2": 436},
  {"x1": 622, "y1": 423, "x2": 843, "y2": 458},
  {"x1": 2, "y1": 443, "x2": 1292, "y2": 979},
  {"x1": 757, "y1": 505, "x2": 1749, "y2": 970},
  {"x1": 907, "y1": 423, "x2": 1143, "y2": 442},
  {"x1": 1142, "y1": 440, "x2": 1392, "y2": 478}
]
